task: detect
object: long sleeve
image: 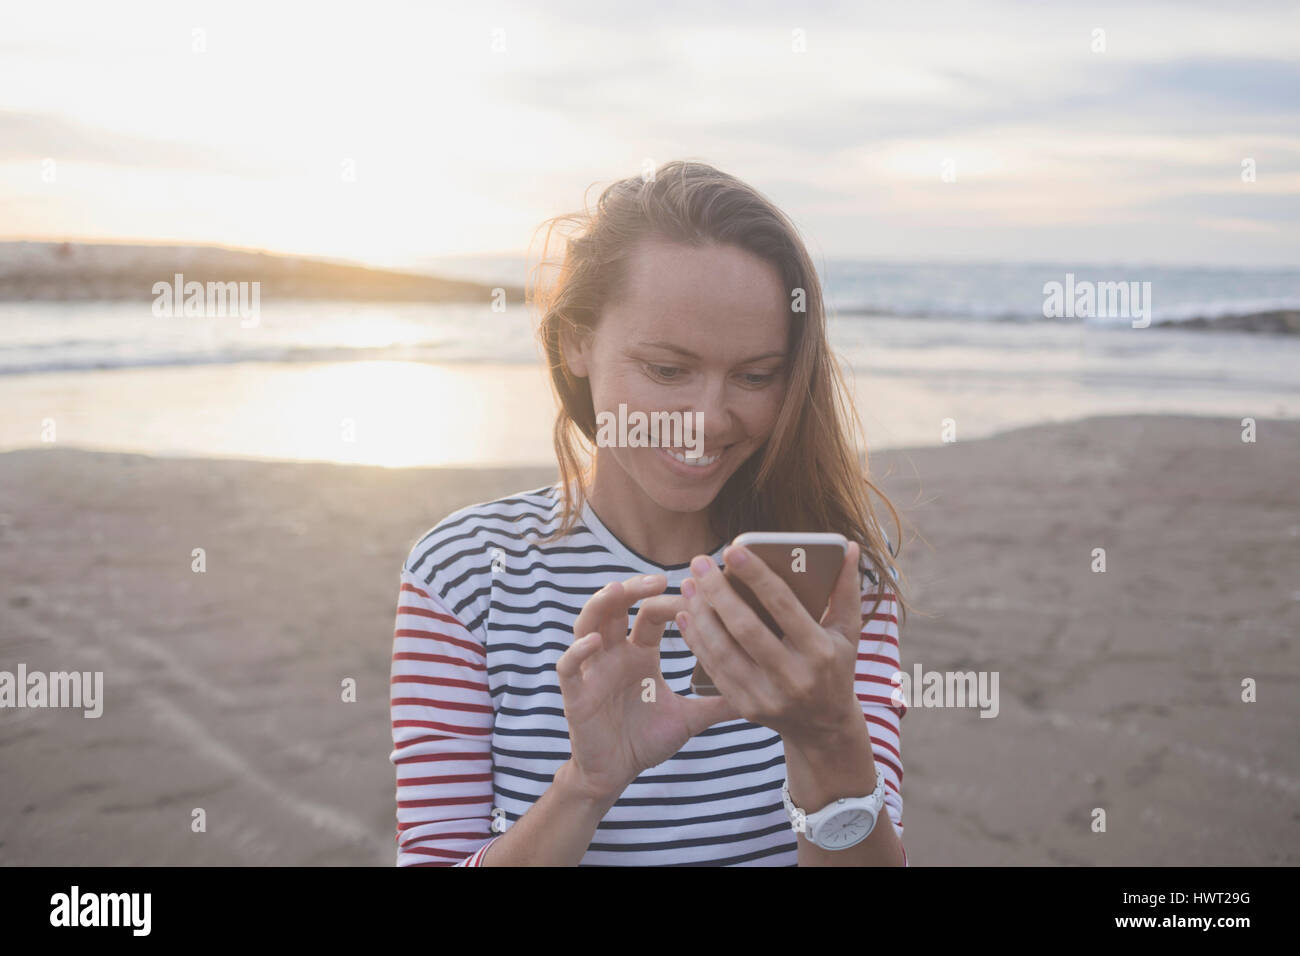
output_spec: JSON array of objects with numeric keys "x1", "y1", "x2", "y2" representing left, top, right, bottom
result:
[
  {"x1": 856, "y1": 574, "x2": 908, "y2": 866},
  {"x1": 389, "y1": 566, "x2": 500, "y2": 866}
]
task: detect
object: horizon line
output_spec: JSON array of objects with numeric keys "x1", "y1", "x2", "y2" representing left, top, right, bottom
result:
[{"x1": 2, "y1": 234, "x2": 1298, "y2": 275}]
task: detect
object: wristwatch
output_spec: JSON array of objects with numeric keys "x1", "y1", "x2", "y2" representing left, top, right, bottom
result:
[{"x1": 782, "y1": 767, "x2": 886, "y2": 850}]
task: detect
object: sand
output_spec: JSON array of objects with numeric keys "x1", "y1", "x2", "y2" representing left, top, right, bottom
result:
[{"x1": 1, "y1": 413, "x2": 1296, "y2": 865}]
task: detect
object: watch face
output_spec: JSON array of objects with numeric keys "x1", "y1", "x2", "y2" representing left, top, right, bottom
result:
[{"x1": 817, "y1": 808, "x2": 872, "y2": 848}]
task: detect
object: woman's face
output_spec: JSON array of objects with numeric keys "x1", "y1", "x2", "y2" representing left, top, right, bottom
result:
[{"x1": 565, "y1": 237, "x2": 791, "y2": 516}]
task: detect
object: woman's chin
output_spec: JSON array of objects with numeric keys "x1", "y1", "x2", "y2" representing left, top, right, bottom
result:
[{"x1": 639, "y1": 459, "x2": 734, "y2": 513}]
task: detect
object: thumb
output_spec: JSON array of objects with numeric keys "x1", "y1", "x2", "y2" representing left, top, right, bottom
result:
[
  {"x1": 682, "y1": 694, "x2": 741, "y2": 734},
  {"x1": 821, "y1": 541, "x2": 863, "y2": 639}
]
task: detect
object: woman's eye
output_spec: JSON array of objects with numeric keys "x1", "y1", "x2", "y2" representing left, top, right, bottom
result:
[
  {"x1": 738, "y1": 371, "x2": 778, "y2": 387},
  {"x1": 646, "y1": 364, "x2": 684, "y2": 382}
]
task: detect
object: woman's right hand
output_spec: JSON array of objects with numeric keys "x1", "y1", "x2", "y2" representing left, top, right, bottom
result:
[{"x1": 556, "y1": 574, "x2": 739, "y2": 804}]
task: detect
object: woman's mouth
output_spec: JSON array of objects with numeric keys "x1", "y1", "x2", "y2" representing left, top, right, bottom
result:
[{"x1": 657, "y1": 444, "x2": 731, "y2": 478}]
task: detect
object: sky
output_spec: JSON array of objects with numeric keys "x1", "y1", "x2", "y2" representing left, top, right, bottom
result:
[{"x1": 1, "y1": 0, "x2": 1297, "y2": 269}]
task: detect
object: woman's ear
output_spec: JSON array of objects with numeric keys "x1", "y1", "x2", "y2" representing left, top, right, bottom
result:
[{"x1": 560, "y1": 325, "x2": 592, "y2": 378}]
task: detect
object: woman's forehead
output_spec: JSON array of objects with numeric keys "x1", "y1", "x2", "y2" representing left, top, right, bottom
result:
[
  {"x1": 606, "y1": 241, "x2": 791, "y2": 347},
  {"x1": 609, "y1": 303, "x2": 789, "y2": 358},
  {"x1": 620, "y1": 238, "x2": 787, "y2": 303}
]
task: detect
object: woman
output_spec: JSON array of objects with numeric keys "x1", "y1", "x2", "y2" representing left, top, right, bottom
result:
[{"x1": 389, "y1": 161, "x2": 909, "y2": 866}]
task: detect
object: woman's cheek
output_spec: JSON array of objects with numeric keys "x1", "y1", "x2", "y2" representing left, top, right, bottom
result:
[
  {"x1": 749, "y1": 387, "x2": 786, "y2": 437},
  {"x1": 607, "y1": 367, "x2": 658, "y2": 408}
]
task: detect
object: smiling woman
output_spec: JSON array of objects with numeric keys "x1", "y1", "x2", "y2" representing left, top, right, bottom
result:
[
  {"x1": 388, "y1": 160, "x2": 911, "y2": 866},
  {"x1": 536, "y1": 162, "x2": 905, "y2": 602}
]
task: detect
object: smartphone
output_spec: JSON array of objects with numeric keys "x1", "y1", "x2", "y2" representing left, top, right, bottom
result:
[{"x1": 689, "y1": 531, "x2": 849, "y2": 696}]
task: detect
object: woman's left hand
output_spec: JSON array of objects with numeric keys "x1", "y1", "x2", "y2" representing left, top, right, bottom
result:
[{"x1": 676, "y1": 542, "x2": 865, "y2": 745}]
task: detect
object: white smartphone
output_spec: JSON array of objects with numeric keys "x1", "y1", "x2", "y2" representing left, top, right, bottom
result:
[{"x1": 690, "y1": 531, "x2": 849, "y2": 696}]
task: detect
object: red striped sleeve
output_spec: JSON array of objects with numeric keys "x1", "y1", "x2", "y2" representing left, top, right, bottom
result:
[
  {"x1": 458, "y1": 834, "x2": 501, "y2": 867},
  {"x1": 390, "y1": 568, "x2": 498, "y2": 867},
  {"x1": 858, "y1": 585, "x2": 907, "y2": 863}
]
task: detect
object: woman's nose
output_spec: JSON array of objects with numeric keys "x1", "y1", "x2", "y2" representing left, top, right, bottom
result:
[{"x1": 685, "y1": 378, "x2": 731, "y2": 441}]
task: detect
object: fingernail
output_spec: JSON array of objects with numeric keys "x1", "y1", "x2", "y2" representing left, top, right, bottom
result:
[
  {"x1": 675, "y1": 611, "x2": 690, "y2": 630},
  {"x1": 690, "y1": 555, "x2": 713, "y2": 576},
  {"x1": 727, "y1": 546, "x2": 748, "y2": 566},
  {"x1": 681, "y1": 577, "x2": 697, "y2": 599},
  {"x1": 642, "y1": 575, "x2": 661, "y2": 586}
]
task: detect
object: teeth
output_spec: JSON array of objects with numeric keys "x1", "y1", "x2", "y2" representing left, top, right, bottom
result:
[{"x1": 668, "y1": 448, "x2": 719, "y2": 467}]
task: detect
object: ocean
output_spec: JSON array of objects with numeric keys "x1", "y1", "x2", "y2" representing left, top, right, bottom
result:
[{"x1": 1, "y1": 261, "x2": 1297, "y2": 467}]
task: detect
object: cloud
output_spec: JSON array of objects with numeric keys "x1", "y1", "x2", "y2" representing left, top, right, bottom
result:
[
  {"x1": 1128, "y1": 57, "x2": 1300, "y2": 113},
  {"x1": 0, "y1": 0, "x2": 1297, "y2": 265},
  {"x1": 1133, "y1": 190, "x2": 1300, "y2": 222},
  {"x1": 0, "y1": 111, "x2": 274, "y2": 177}
]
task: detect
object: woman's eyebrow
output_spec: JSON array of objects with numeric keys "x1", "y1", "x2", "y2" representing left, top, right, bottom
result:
[{"x1": 637, "y1": 340, "x2": 786, "y2": 363}]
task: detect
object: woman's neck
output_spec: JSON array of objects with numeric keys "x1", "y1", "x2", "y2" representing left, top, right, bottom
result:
[{"x1": 583, "y1": 458, "x2": 721, "y2": 567}]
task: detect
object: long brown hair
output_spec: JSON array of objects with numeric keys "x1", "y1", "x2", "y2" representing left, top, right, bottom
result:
[{"x1": 530, "y1": 160, "x2": 908, "y2": 625}]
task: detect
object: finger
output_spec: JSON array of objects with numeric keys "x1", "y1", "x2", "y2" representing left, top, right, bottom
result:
[
  {"x1": 573, "y1": 574, "x2": 668, "y2": 649},
  {"x1": 628, "y1": 593, "x2": 686, "y2": 648},
  {"x1": 820, "y1": 541, "x2": 863, "y2": 639},
  {"x1": 572, "y1": 574, "x2": 667, "y2": 639},
  {"x1": 718, "y1": 544, "x2": 822, "y2": 654},
  {"x1": 688, "y1": 555, "x2": 789, "y2": 672},
  {"x1": 556, "y1": 631, "x2": 602, "y2": 688},
  {"x1": 677, "y1": 595, "x2": 771, "y2": 706}
]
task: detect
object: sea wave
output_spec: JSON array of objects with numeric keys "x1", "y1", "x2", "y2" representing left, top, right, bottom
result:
[{"x1": 829, "y1": 296, "x2": 1300, "y2": 322}]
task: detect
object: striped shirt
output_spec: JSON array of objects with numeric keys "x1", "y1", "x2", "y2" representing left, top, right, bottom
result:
[{"x1": 388, "y1": 484, "x2": 907, "y2": 866}]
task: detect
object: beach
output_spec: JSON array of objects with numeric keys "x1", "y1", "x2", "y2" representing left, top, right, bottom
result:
[{"x1": 1, "y1": 413, "x2": 1296, "y2": 865}]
